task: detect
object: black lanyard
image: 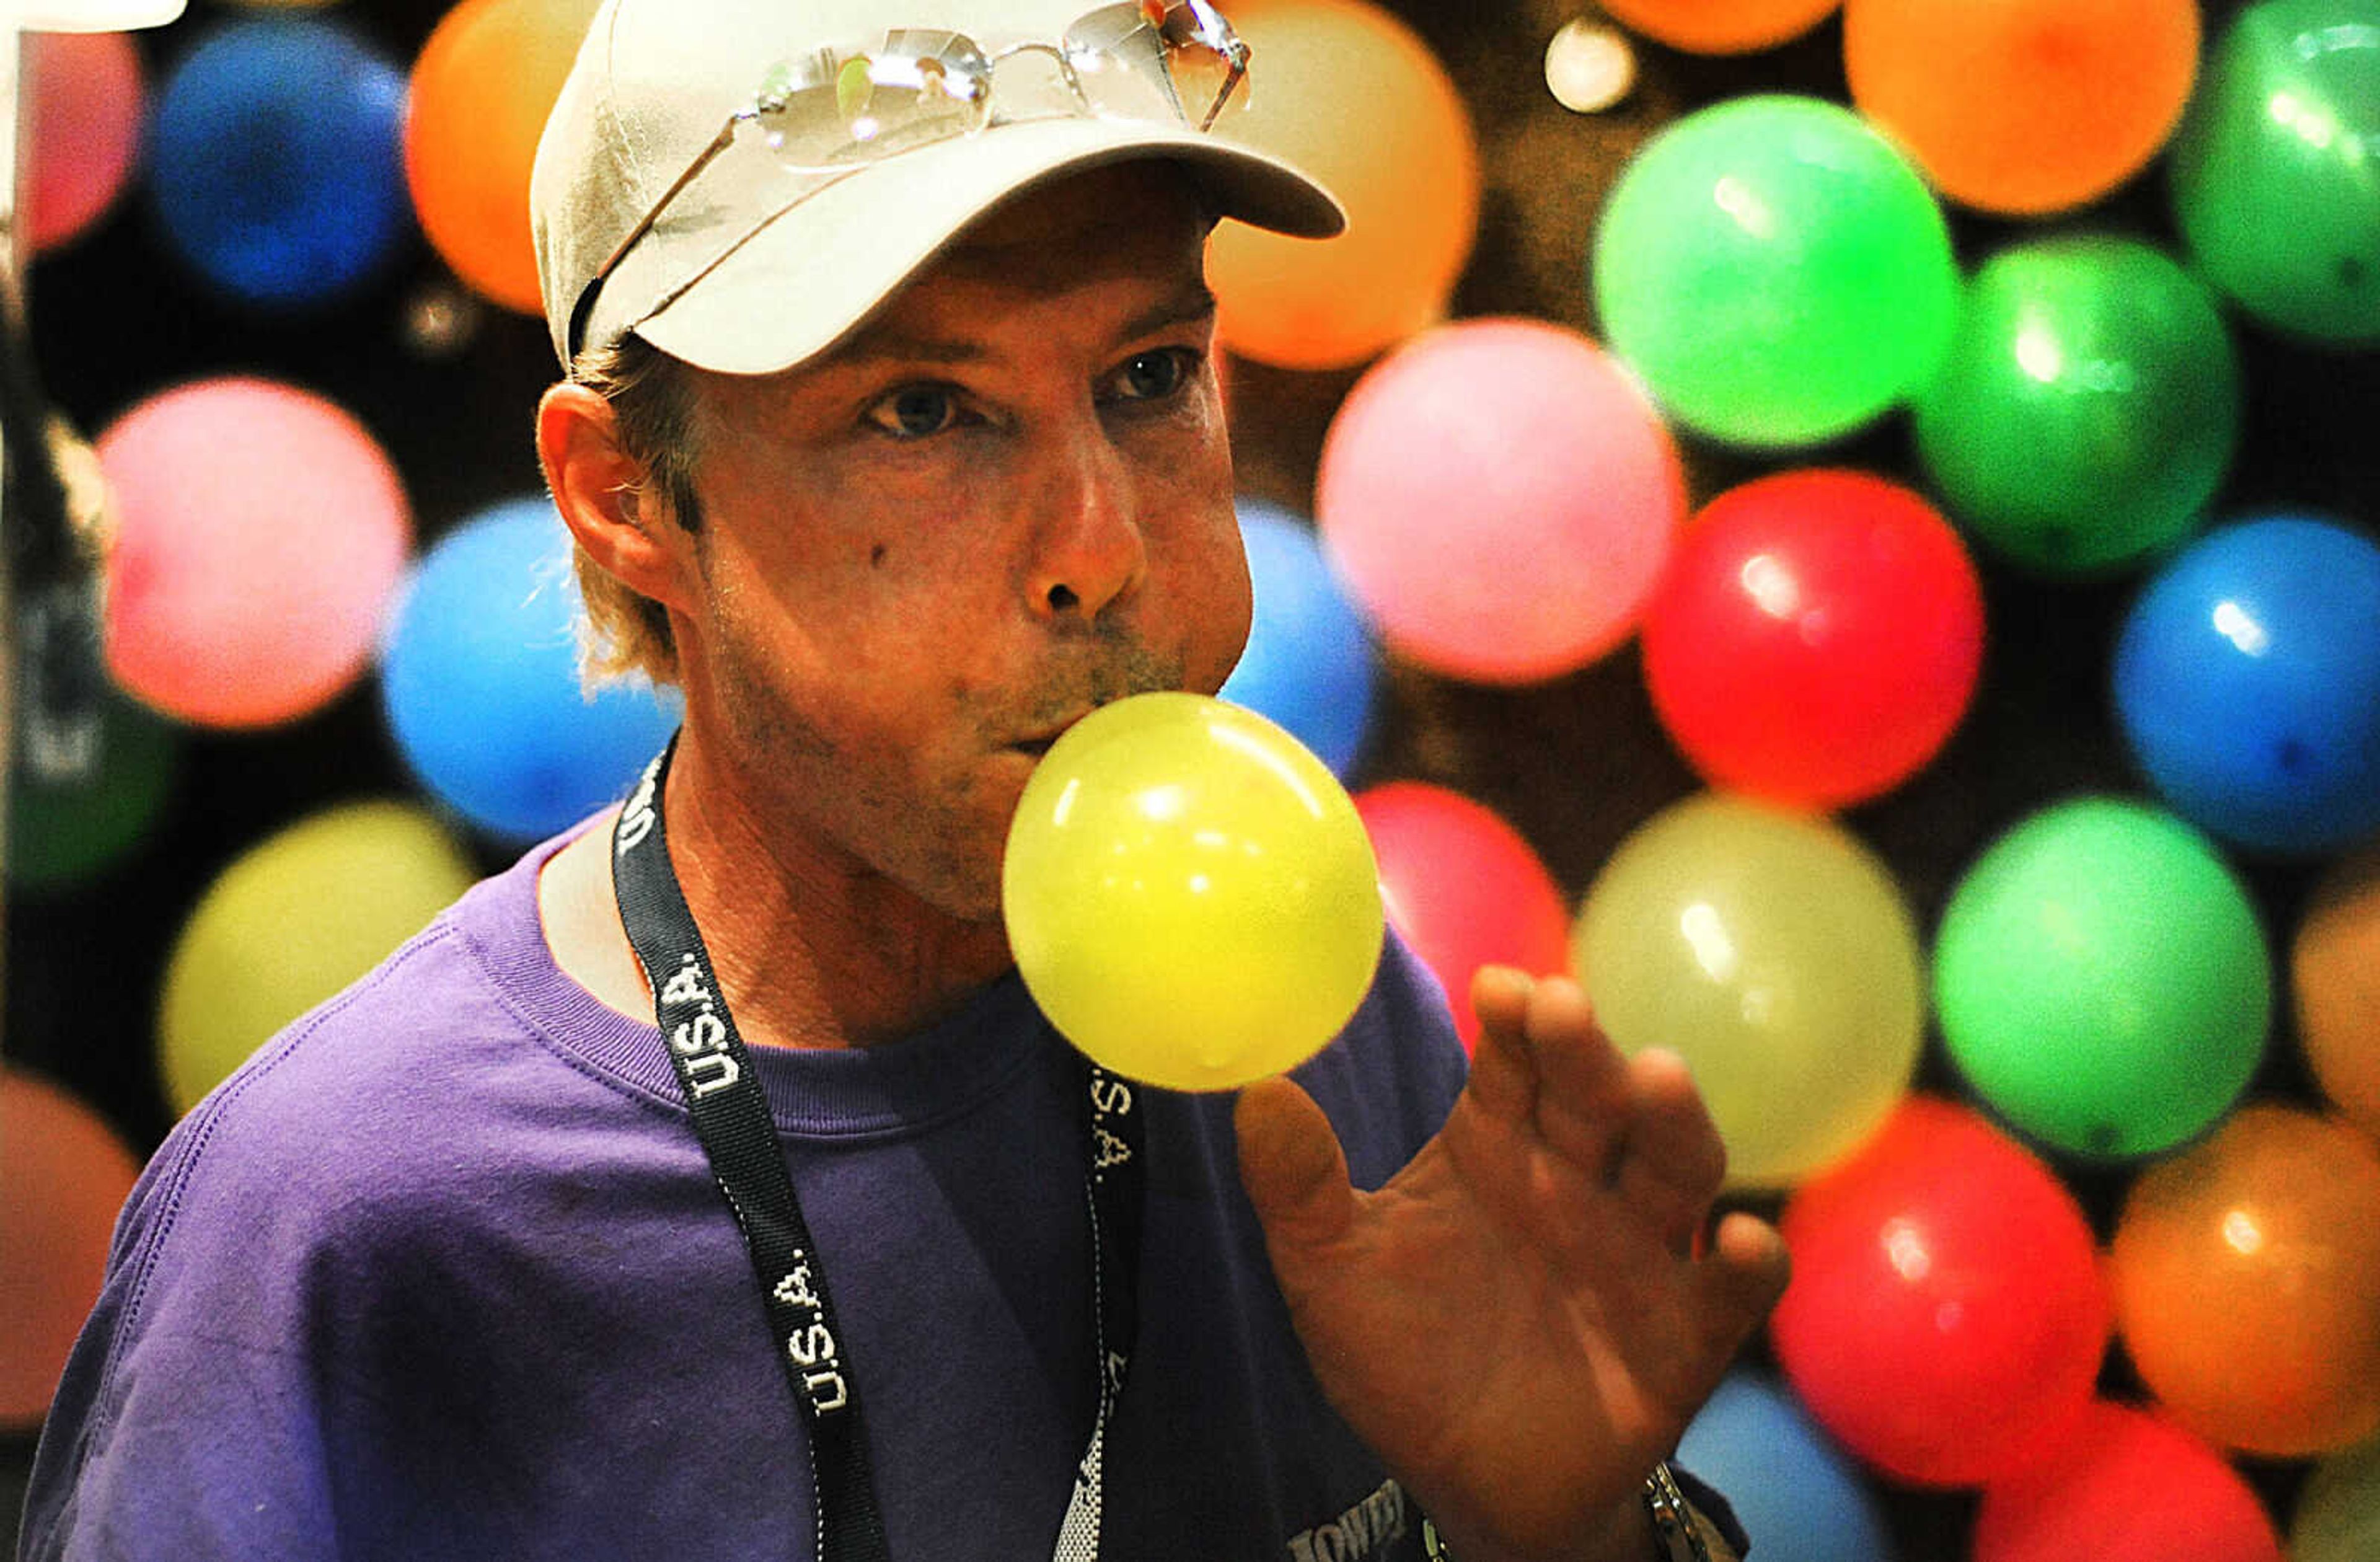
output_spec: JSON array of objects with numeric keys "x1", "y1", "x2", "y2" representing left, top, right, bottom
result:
[{"x1": 610, "y1": 739, "x2": 1145, "y2": 1562}]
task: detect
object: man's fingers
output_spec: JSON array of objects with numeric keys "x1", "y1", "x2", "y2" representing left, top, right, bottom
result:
[
  {"x1": 1235, "y1": 1074, "x2": 1357, "y2": 1253},
  {"x1": 1465, "y1": 966, "x2": 1538, "y2": 1126},
  {"x1": 1611, "y1": 1049, "x2": 1729, "y2": 1253},
  {"x1": 1693, "y1": 1211, "x2": 1792, "y2": 1359},
  {"x1": 1521, "y1": 977, "x2": 1633, "y2": 1180}
]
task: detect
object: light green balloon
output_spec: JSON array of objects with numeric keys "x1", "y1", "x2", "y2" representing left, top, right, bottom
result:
[
  {"x1": 2295, "y1": 1433, "x2": 2380, "y2": 1562},
  {"x1": 159, "y1": 801, "x2": 479, "y2": 1115},
  {"x1": 1933, "y1": 797, "x2": 2271, "y2": 1160},
  {"x1": 1571, "y1": 792, "x2": 1923, "y2": 1188},
  {"x1": 1591, "y1": 94, "x2": 1958, "y2": 449}
]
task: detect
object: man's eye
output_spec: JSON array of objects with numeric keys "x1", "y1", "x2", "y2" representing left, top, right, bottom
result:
[
  {"x1": 1110, "y1": 348, "x2": 1192, "y2": 402},
  {"x1": 869, "y1": 386, "x2": 961, "y2": 438}
]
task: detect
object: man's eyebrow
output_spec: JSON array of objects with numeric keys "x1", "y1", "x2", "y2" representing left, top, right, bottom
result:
[
  {"x1": 829, "y1": 281, "x2": 1220, "y2": 373},
  {"x1": 1117, "y1": 281, "x2": 1219, "y2": 343}
]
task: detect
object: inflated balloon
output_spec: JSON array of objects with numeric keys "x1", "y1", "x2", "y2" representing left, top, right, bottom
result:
[
  {"x1": 144, "y1": 18, "x2": 410, "y2": 309},
  {"x1": 1675, "y1": 1373, "x2": 1898, "y2": 1562},
  {"x1": 406, "y1": 0, "x2": 604, "y2": 314},
  {"x1": 1640, "y1": 469, "x2": 1983, "y2": 809},
  {"x1": 1973, "y1": 1402, "x2": 2283, "y2": 1562},
  {"x1": 1354, "y1": 782, "x2": 1571, "y2": 1056},
  {"x1": 1598, "y1": 0, "x2": 1842, "y2": 55},
  {"x1": 380, "y1": 498, "x2": 682, "y2": 843},
  {"x1": 1003, "y1": 693, "x2": 1383, "y2": 1092},
  {"x1": 99, "y1": 377, "x2": 412, "y2": 728},
  {"x1": 1315, "y1": 317, "x2": 1684, "y2": 684},
  {"x1": 6, "y1": 689, "x2": 180, "y2": 895},
  {"x1": 2108, "y1": 1105, "x2": 2380, "y2": 1456},
  {"x1": 2294, "y1": 1433, "x2": 2380, "y2": 1562},
  {"x1": 1218, "y1": 498, "x2": 1380, "y2": 779},
  {"x1": 1913, "y1": 237, "x2": 2239, "y2": 578},
  {"x1": 0, "y1": 1070, "x2": 141, "y2": 1427},
  {"x1": 1207, "y1": 0, "x2": 1479, "y2": 369},
  {"x1": 25, "y1": 29, "x2": 144, "y2": 254},
  {"x1": 2113, "y1": 516, "x2": 2380, "y2": 855},
  {"x1": 1934, "y1": 799, "x2": 2269, "y2": 1160},
  {"x1": 1844, "y1": 0, "x2": 2200, "y2": 216},
  {"x1": 1571, "y1": 793, "x2": 1923, "y2": 1187},
  {"x1": 1770, "y1": 1097, "x2": 2109, "y2": 1486},
  {"x1": 2169, "y1": 0, "x2": 2380, "y2": 345},
  {"x1": 1590, "y1": 95, "x2": 1957, "y2": 449},
  {"x1": 159, "y1": 801, "x2": 479, "y2": 1115},
  {"x1": 2295, "y1": 846, "x2": 2380, "y2": 1141}
]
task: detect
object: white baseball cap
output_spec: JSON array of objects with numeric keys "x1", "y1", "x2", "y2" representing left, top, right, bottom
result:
[{"x1": 531, "y1": 0, "x2": 1345, "y2": 376}]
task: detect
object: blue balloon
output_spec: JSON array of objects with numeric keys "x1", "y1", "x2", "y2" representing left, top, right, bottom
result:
[
  {"x1": 1677, "y1": 1372, "x2": 1898, "y2": 1562},
  {"x1": 1218, "y1": 498, "x2": 1380, "y2": 779},
  {"x1": 2114, "y1": 514, "x2": 2380, "y2": 855},
  {"x1": 381, "y1": 500, "x2": 682, "y2": 844},
  {"x1": 146, "y1": 19, "x2": 411, "y2": 310}
]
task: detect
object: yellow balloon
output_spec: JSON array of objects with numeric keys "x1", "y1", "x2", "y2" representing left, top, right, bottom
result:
[
  {"x1": 159, "y1": 801, "x2": 479, "y2": 1115},
  {"x1": 1571, "y1": 792, "x2": 1922, "y2": 1186},
  {"x1": 1003, "y1": 693, "x2": 1384, "y2": 1092},
  {"x1": 1206, "y1": 0, "x2": 1481, "y2": 370}
]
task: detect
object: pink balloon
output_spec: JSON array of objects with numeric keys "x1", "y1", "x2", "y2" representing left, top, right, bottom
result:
[
  {"x1": 26, "y1": 30, "x2": 146, "y2": 254},
  {"x1": 1316, "y1": 317, "x2": 1685, "y2": 684},
  {"x1": 1, "y1": 1069, "x2": 141, "y2": 1427},
  {"x1": 100, "y1": 378, "x2": 413, "y2": 728},
  {"x1": 1975, "y1": 1401, "x2": 2283, "y2": 1562}
]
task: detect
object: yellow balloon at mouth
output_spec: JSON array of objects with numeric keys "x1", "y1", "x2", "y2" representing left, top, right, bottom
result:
[{"x1": 1003, "y1": 692, "x2": 1385, "y2": 1092}]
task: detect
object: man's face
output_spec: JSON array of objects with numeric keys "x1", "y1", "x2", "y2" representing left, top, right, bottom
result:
[{"x1": 669, "y1": 163, "x2": 1250, "y2": 922}]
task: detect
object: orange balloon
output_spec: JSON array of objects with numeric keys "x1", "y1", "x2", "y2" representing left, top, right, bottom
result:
[
  {"x1": 1207, "y1": 0, "x2": 1479, "y2": 371},
  {"x1": 2108, "y1": 1105, "x2": 2380, "y2": 1457},
  {"x1": 405, "y1": 0, "x2": 604, "y2": 314},
  {"x1": 1844, "y1": 0, "x2": 2200, "y2": 215},
  {"x1": 1600, "y1": 0, "x2": 1843, "y2": 55},
  {"x1": 2296, "y1": 845, "x2": 2380, "y2": 1142},
  {"x1": 1, "y1": 1070, "x2": 141, "y2": 1427}
]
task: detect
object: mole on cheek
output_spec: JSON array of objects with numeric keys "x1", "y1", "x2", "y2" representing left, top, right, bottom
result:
[{"x1": 870, "y1": 542, "x2": 888, "y2": 568}]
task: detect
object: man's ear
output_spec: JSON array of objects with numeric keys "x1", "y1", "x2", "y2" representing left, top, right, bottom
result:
[{"x1": 536, "y1": 381, "x2": 695, "y2": 617}]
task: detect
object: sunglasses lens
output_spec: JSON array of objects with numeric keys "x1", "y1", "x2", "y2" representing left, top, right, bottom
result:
[
  {"x1": 764, "y1": 51, "x2": 982, "y2": 165},
  {"x1": 1066, "y1": 3, "x2": 1240, "y2": 126}
]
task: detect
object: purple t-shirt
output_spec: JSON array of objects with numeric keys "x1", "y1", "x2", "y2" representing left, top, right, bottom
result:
[{"x1": 22, "y1": 831, "x2": 1470, "y2": 1561}]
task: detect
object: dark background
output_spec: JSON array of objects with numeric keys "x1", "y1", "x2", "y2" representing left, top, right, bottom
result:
[{"x1": 6, "y1": 1, "x2": 2375, "y2": 1556}]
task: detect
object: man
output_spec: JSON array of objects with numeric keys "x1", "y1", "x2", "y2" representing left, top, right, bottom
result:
[{"x1": 22, "y1": 1, "x2": 1787, "y2": 1558}]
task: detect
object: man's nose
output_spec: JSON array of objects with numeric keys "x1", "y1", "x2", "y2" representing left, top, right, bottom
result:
[{"x1": 1026, "y1": 421, "x2": 1147, "y2": 622}]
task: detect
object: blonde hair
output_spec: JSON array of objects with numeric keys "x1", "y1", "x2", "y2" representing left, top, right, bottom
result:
[{"x1": 563, "y1": 332, "x2": 704, "y2": 687}]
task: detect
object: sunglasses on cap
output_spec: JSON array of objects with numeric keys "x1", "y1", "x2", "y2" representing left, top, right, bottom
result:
[{"x1": 567, "y1": 0, "x2": 1252, "y2": 361}]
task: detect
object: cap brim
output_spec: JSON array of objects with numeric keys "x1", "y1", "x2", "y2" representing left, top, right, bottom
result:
[{"x1": 628, "y1": 117, "x2": 1344, "y2": 377}]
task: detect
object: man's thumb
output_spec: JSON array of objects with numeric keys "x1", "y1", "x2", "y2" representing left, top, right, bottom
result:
[{"x1": 1235, "y1": 1075, "x2": 1354, "y2": 1251}]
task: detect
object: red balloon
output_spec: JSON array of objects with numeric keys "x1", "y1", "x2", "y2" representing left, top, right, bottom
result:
[
  {"x1": 1975, "y1": 1401, "x2": 2283, "y2": 1562},
  {"x1": 25, "y1": 30, "x2": 144, "y2": 254},
  {"x1": 1770, "y1": 1096, "x2": 2109, "y2": 1486},
  {"x1": 1641, "y1": 469, "x2": 1983, "y2": 808},
  {"x1": 1355, "y1": 781, "x2": 1571, "y2": 1055},
  {"x1": 2, "y1": 1069, "x2": 141, "y2": 1426}
]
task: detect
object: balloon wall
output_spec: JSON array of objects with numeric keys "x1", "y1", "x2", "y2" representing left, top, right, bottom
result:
[{"x1": 9, "y1": 1, "x2": 2379, "y2": 1555}]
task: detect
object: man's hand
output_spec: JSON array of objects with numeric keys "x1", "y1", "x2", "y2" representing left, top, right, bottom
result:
[{"x1": 1235, "y1": 966, "x2": 1791, "y2": 1562}]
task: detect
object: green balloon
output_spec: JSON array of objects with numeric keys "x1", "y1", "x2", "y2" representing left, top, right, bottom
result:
[
  {"x1": 2169, "y1": 0, "x2": 2380, "y2": 345},
  {"x1": 1912, "y1": 236, "x2": 2241, "y2": 578},
  {"x1": 2294, "y1": 1434, "x2": 2380, "y2": 1562},
  {"x1": 1933, "y1": 797, "x2": 2271, "y2": 1160},
  {"x1": 6, "y1": 691, "x2": 180, "y2": 895},
  {"x1": 1591, "y1": 94, "x2": 1958, "y2": 449}
]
